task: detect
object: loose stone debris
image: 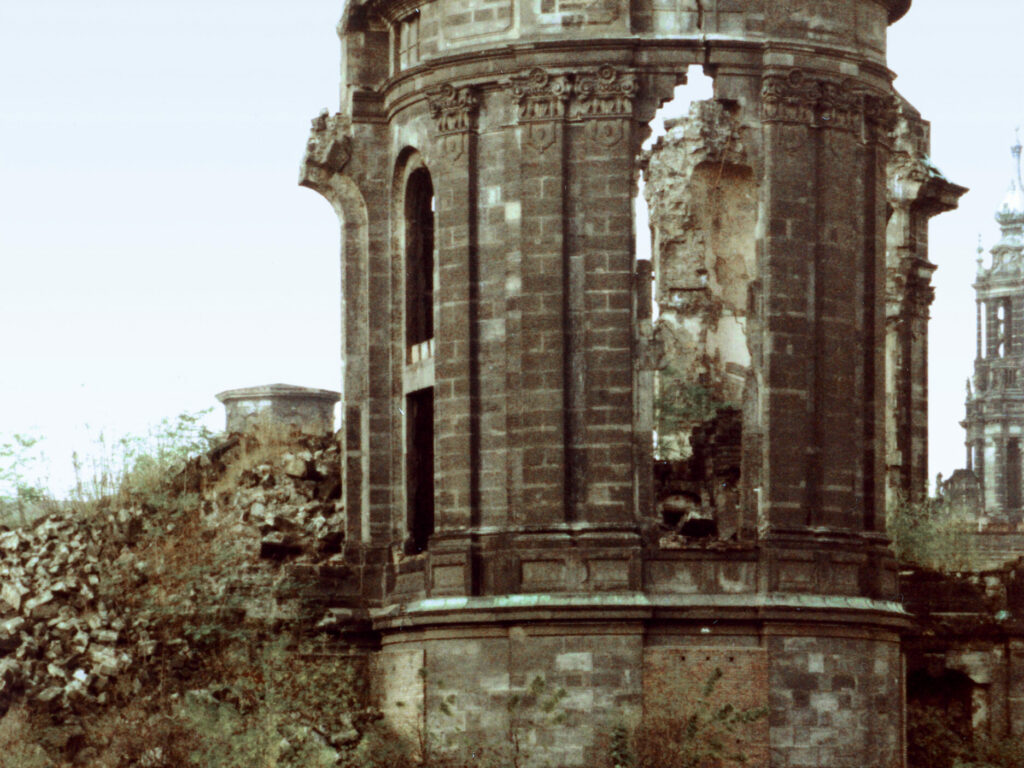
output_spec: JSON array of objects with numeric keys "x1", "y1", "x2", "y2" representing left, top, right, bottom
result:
[{"x1": 0, "y1": 431, "x2": 356, "y2": 733}]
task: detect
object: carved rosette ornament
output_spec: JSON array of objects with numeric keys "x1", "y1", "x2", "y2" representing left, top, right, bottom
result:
[
  {"x1": 760, "y1": 69, "x2": 896, "y2": 138},
  {"x1": 427, "y1": 84, "x2": 479, "y2": 161},
  {"x1": 299, "y1": 111, "x2": 353, "y2": 189}
]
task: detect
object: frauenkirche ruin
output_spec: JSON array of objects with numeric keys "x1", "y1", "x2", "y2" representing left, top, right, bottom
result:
[{"x1": 299, "y1": 0, "x2": 965, "y2": 764}]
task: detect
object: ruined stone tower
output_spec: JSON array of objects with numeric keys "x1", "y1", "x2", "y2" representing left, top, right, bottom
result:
[
  {"x1": 299, "y1": 0, "x2": 959, "y2": 764},
  {"x1": 963, "y1": 140, "x2": 1024, "y2": 518}
]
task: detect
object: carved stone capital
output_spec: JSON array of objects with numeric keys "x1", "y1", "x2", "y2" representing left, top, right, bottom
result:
[
  {"x1": 864, "y1": 93, "x2": 899, "y2": 135},
  {"x1": 300, "y1": 111, "x2": 352, "y2": 189},
  {"x1": 761, "y1": 70, "x2": 820, "y2": 125},
  {"x1": 816, "y1": 80, "x2": 862, "y2": 132},
  {"x1": 761, "y1": 69, "x2": 895, "y2": 137},
  {"x1": 505, "y1": 65, "x2": 639, "y2": 150},
  {"x1": 508, "y1": 67, "x2": 572, "y2": 122},
  {"x1": 427, "y1": 84, "x2": 479, "y2": 161},
  {"x1": 427, "y1": 84, "x2": 479, "y2": 134},
  {"x1": 570, "y1": 65, "x2": 639, "y2": 119}
]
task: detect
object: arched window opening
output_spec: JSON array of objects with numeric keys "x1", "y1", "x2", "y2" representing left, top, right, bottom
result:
[
  {"x1": 979, "y1": 301, "x2": 987, "y2": 359},
  {"x1": 1007, "y1": 438, "x2": 1021, "y2": 510},
  {"x1": 997, "y1": 302, "x2": 1008, "y2": 357},
  {"x1": 406, "y1": 388, "x2": 434, "y2": 552},
  {"x1": 987, "y1": 301, "x2": 1001, "y2": 358},
  {"x1": 405, "y1": 167, "x2": 434, "y2": 357},
  {"x1": 1003, "y1": 298, "x2": 1013, "y2": 355},
  {"x1": 402, "y1": 162, "x2": 435, "y2": 553}
]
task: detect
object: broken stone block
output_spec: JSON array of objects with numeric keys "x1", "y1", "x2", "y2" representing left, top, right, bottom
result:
[
  {"x1": 70, "y1": 630, "x2": 90, "y2": 654},
  {"x1": 331, "y1": 713, "x2": 360, "y2": 746},
  {"x1": 89, "y1": 646, "x2": 120, "y2": 677},
  {"x1": 37, "y1": 686, "x2": 63, "y2": 703},
  {"x1": 283, "y1": 454, "x2": 310, "y2": 478},
  {"x1": 0, "y1": 616, "x2": 26, "y2": 651},
  {"x1": 138, "y1": 639, "x2": 157, "y2": 657},
  {"x1": 260, "y1": 531, "x2": 304, "y2": 559},
  {"x1": 25, "y1": 590, "x2": 58, "y2": 620},
  {"x1": 1, "y1": 581, "x2": 29, "y2": 613},
  {"x1": 65, "y1": 677, "x2": 90, "y2": 704},
  {"x1": 0, "y1": 658, "x2": 20, "y2": 685},
  {"x1": 94, "y1": 628, "x2": 119, "y2": 645},
  {"x1": 315, "y1": 608, "x2": 357, "y2": 632},
  {"x1": 46, "y1": 662, "x2": 67, "y2": 681},
  {"x1": 262, "y1": 513, "x2": 300, "y2": 533}
]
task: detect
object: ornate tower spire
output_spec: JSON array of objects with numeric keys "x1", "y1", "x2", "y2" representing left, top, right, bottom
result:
[{"x1": 989, "y1": 136, "x2": 1024, "y2": 271}]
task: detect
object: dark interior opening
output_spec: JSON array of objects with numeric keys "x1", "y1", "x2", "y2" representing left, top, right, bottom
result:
[
  {"x1": 906, "y1": 667, "x2": 974, "y2": 768},
  {"x1": 406, "y1": 387, "x2": 434, "y2": 553},
  {"x1": 405, "y1": 167, "x2": 434, "y2": 350}
]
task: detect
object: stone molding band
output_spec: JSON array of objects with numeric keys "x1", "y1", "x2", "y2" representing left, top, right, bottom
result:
[{"x1": 372, "y1": 592, "x2": 912, "y2": 632}]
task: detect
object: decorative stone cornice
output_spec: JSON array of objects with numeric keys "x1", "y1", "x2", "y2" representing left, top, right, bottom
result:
[
  {"x1": 761, "y1": 69, "x2": 896, "y2": 136},
  {"x1": 299, "y1": 111, "x2": 352, "y2": 190}
]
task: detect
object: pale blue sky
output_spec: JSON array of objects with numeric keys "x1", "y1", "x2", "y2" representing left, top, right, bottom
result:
[{"x1": 0, "y1": 0, "x2": 1019, "y2": 493}]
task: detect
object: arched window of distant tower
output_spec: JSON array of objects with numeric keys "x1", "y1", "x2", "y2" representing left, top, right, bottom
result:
[
  {"x1": 997, "y1": 303, "x2": 1006, "y2": 357},
  {"x1": 1003, "y1": 298, "x2": 1013, "y2": 356},
  {"x1": 1007, "y1": 439, "x2": 1021, "y2": 510}
]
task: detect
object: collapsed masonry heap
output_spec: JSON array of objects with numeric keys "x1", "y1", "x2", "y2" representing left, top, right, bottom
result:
[{"x1": 0, "y1": 430, "x2": 378, "y2": 763}]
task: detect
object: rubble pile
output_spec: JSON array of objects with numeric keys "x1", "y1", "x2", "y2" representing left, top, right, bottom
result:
[
  {"x1": 0, "y1": 432, "x2": 353, "y2": 723},
  {"x1": 0, "y1": 509, "x2": 143, "y2": 715}
]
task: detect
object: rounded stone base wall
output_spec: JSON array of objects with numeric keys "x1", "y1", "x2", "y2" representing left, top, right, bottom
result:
[{"x1": 372, "y1": 595, "x2": 907, "y2": 768}]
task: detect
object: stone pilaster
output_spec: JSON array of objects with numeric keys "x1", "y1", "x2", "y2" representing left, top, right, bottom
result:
[
  {"x1": 426, "y1": 84, "x2": 480, "y2": 594},
  {"x1": 507, "y1": 68, "x2": 571, "y2": 526},
  {"x1": 758, "y1": 70, "x2": 892, "y2": 536}
]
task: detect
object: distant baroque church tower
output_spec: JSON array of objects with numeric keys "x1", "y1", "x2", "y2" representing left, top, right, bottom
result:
[{"x1": 963, "y1": 141, "x2": 1024, "y2": 518}]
